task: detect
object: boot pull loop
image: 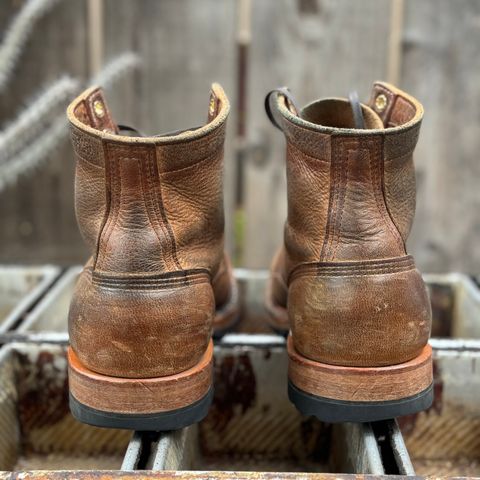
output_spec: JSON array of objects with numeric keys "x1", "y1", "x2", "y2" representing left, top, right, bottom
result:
[
  {"x1": 348, "y1": 91, "x2": 365, "y2": 129},
  {"x1": 265, "y1": 87, "x2": 300, "y2": 131}
]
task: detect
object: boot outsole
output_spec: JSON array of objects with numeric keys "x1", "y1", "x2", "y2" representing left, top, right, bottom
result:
[
  {"x1": 288, "y1": 381, "x2": 433, "y2": 423},
  {"x1": 70, "y1": 387, "x2": 213, "y2": 431}
]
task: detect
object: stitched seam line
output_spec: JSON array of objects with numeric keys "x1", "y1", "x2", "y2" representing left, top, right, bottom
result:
[
  {"x1": 96, "y1": 146, "x2": 120, "y2": 270},
  {"x1": 292, "y1": 265, "x2": 414, "y2": 279},
  {"x1": 75, "y1": 152, "x2": 103, "y2": 169},
  {"x1": 159, "y1": 138, "x2": 221, "y2": 174},
  {"x1": 289, "y1": 255, "x2": 414, "y2": 280},
  {"x1": 138, "y1": 154, "x2": 167, "y2": 271},
  {"x1": 381, "y1": 140, "x2": 408, "y2": 248},
  {"x1": 92, "y1": 142, "x2": 111, "y2": 269},
  {"x1": 156, "y1": 175, "x2": 183, "y2": 273},
  {"x1": 93, "y1": 276, "x2": 210, "y2": 290},
  {"x1": 288, "y1": 141, "x2": 330, "y2": 164},
  {"x1": 93, "y1": 268, "x2": 210, "y2": 280},
  {"x1": 152, "y1": 149, "x2": 183, "y2": 273},
  {"x1": 147, "y1": 151, "x2": 181, "y2": 272},
  {"x1": 330, "y1": 140, "x2": 352, "y2": 260},
  {"x1": 320, "y1": 138, "x2": 341, "y2": 261},
  {"x1": 290, "y1": 262, "x2": 415, "y2": 282},
  {"x1": 146, "y1": 151, "x2": 172, "y2": 269},
  {"x1": 371, "y1": 138, "x2": 405, "y2": 252}
]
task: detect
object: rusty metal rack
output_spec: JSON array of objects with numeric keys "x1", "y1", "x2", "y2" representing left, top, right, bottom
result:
[{"x1": 0, "y1": 267, "x2": 479, "y2": 478}]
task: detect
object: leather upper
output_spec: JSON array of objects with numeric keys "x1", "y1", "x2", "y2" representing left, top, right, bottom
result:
[
  {"x1": 267, "y1": 82, "x2": 432, "y2": 367},
  {"x1": 67, "y1": 84, "x2": 232, "y2": 378}
]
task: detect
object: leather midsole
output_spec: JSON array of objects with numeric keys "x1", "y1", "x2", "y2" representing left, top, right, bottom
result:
[
  {"x1": 287, "y1": 335, "x2": 432, "y2": 402},
  {"x1": 68, "y1": 340, "x2": 213, "y2": 414}
]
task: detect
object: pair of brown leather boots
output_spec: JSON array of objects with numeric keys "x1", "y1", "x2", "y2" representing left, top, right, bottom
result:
[{"x1": 67, "y1": 81, "x2": 433, "y2": 431}]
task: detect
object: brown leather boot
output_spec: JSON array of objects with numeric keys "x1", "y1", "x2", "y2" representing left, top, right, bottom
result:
[
  {"x1": 265, "y1": 82, "x2": 433, "y2": 422},
  {"x1": 66, "y1": 84, "x2": 238, "y2": 430}
]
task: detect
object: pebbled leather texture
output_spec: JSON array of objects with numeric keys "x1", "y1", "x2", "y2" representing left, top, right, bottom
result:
[
  {"x1": 266, "y1": 81, "x2": 432, "y2": 367},
  {"x1": 67, "y1": 84, "x2": 234, "y2": 379}
]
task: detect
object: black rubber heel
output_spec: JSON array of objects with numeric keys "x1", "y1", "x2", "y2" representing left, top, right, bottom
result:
[
  {"x1": 70, "y1": 386, "x2": 213, "y2": 431},
  {"x1": 288, "y1": 381, "x2": 434, "y2": 423}
]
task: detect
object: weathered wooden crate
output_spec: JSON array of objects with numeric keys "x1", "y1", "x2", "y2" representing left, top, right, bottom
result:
[{"x1": 1, "y1": 268, "x2": 480, "y2": 477}]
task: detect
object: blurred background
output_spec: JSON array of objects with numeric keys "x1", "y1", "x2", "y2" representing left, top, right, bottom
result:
[{"x1": 0, "y1": 0, "x2": 479, "y2": 272}]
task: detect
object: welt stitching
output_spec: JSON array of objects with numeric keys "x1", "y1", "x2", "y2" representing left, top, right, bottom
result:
[
  {"x1": 290, "y1": 256, "x2": 414, "y2": 280},
  {"x1": 295, "y1": 264, "x2": 413, "y2": 276},
  {"x1": 292, "y1": 258, "x2": 413, "y2": 274},
  {"x1": 292, "y1": 267, "x2": 414, "y2": 280},
  {"x1": 93, "y1": 276, "x2": 209, "y2": 290},
  {"x1": 295, "y1": 261, "x2": 413, "y2": 274},
  {"x1": 290, "y1": 263, "x2": 415, "y2": 282}
]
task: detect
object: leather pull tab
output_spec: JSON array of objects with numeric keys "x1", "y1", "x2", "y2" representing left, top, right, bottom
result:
[
  {"x1": 264, "y1": 87, "x2": 300, "y2": 131},
  {"x1": 208, "y1": 90, "x2": 220, "y2": 123},
  {"x1": 83, "y1": 89, "x2": 118, "y2": 134},
  {"x1": 348, "y1": 91, "x2": 365, "y2": 129}
]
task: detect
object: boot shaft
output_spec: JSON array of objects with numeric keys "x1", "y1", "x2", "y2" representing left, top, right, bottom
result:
[
  {"x1": 272, "y1": 82, "x2": 423, "y2": 271},
  {"x1": 67, "y1": 84, "x2": 229, "y2": 275}
]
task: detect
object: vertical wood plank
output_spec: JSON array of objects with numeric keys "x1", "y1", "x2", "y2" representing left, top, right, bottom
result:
[
  {"x1": 401, "y1": 0, "x2": 480, "y2": 273},
  {"x1": 103, "y1": 0, "x2": 238, "y2": 255},
  {"x1": 243, "y1": 0, "x2": 393, "y2": 268},
  {"x1": 0, "y1": 0, "x2": 88, "y2": 264}
]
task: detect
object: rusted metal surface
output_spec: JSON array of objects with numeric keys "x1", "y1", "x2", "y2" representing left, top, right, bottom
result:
[
  {"x1": 331, "y1": 423, "x2": 384, "y2": 474},
  {"x1": 424, "y1": 273, "x2": 480, "y2": 339},
  {"x1": 3, "y1": 267, "x2": 480, "y2": 476},
  {"x1": 399, "y1": 340, "x2": 480, "y2": 476},
  {"x1": 162, "y1": 334, "x2": 386, "y2": 474},
  {"x1": 0, "y1": 473, "x2": 434, "y2": 480},
  {"x1": 0, "y1": 266, "x2": 60, "y2": 333},
  {"x1": 0, "y1": 343, "x2": 130, "y2": 471}
]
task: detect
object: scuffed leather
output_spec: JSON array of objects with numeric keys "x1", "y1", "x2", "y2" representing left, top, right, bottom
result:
[
  {"x1": 267, "y1": 82, "x2": 431, "y2": 367},
  {"x1": 67, "y1": 84, "x2": 232, "y2": 378},
  {"x1": 288, "y1": 258, "x2": 431, "y2": 366},
  {"x1": 70, "y1": 267, "x2": 214, "y2": 378},
  {"x1": 70, "y1": 127, "x2": 105, "y2": 250}
]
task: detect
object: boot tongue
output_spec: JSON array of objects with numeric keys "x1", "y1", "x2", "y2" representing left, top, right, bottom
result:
[{"x1": 301, "y1": 97, "x2": 384, "y2": 130}]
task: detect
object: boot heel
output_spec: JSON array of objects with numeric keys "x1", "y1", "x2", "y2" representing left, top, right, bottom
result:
[
  {"x1": 68, "y1": 340, "x2": 213, "y2": 431},
  {"x1": 287, "y1": 335, "x2": 433, "y2": 423}
]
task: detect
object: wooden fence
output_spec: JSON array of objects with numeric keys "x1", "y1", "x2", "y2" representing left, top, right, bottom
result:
[{"x1": 0, "y1": 0, "x2": 479, "y2": 273}]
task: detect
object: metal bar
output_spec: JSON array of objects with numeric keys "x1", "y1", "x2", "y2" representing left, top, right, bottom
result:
[
  {"x1": 0, "y1": 266, "x2": 61, "y2": 334},
  {"x1": 388, "y1": 419, "x2": 415, "y2": 475},
  {"x1": 17, "y1": 266, "x2": 81, "y2": 333}
]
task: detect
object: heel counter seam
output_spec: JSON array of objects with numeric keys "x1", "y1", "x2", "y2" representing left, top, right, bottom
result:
[
  {"x1": 373, "y1": 136, "x2": 406, "y2": 253},
  {"x1": 320, "y1": 136, "x2": 405, "y2": 262},
  {"x1": 90, "y1": 267, "x2": 211, "y2": 290},
  {"x1": 93, "y1": 141, "x2": 182, "y2": 274},
  {"x1": 289, "y1": 255, "x2": 415, "y2": 283}
]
